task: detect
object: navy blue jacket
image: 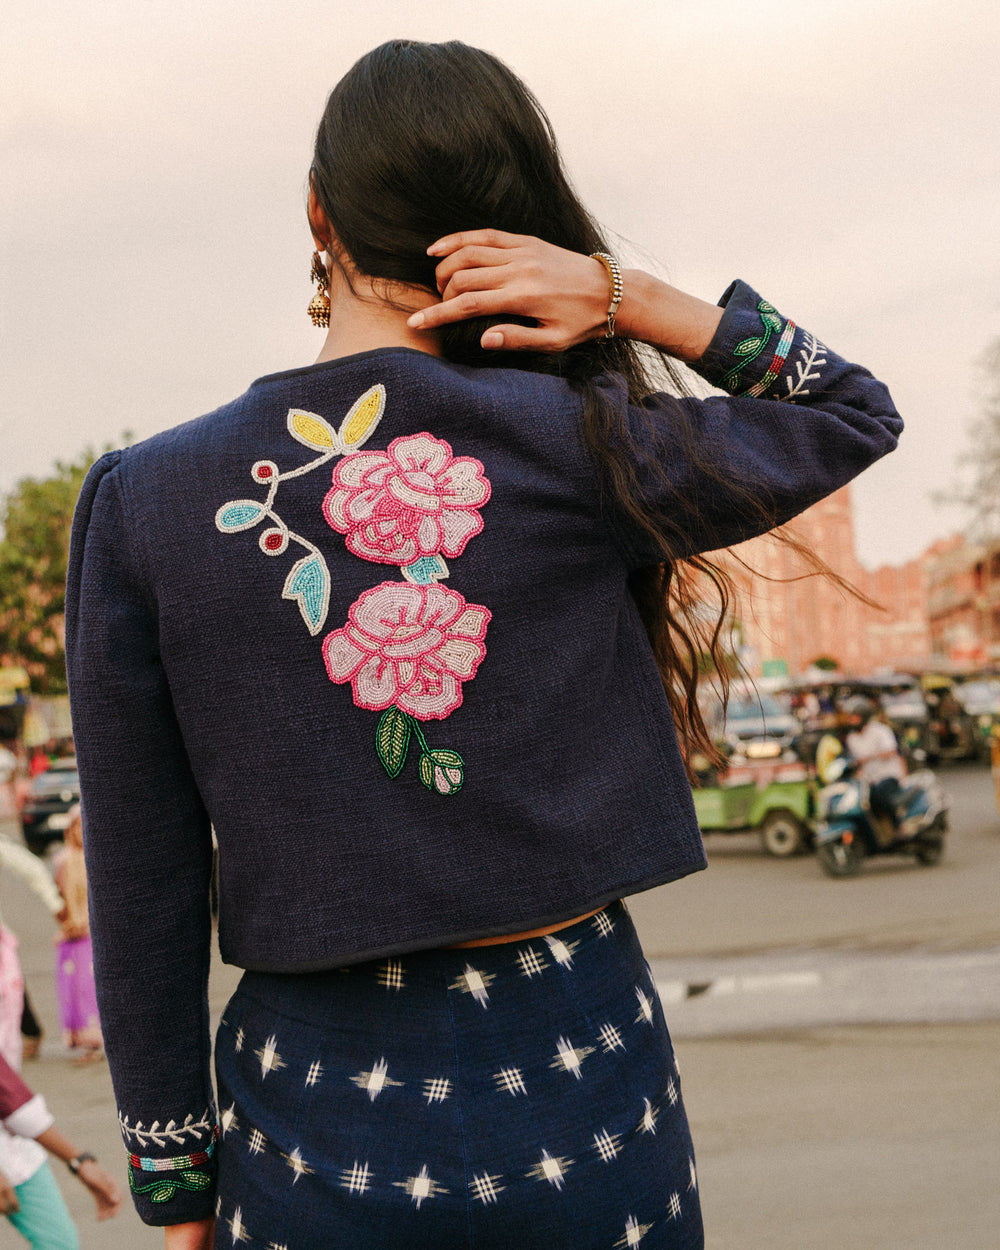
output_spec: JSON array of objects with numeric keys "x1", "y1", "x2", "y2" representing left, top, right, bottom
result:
[{"x1": 65, "y1": 281, "x2": 901, "y2": 1222}]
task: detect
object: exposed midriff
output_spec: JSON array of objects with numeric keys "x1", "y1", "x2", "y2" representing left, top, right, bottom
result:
[{"x1": 447, "y1": 908, "x2": 603, "y2": 948}]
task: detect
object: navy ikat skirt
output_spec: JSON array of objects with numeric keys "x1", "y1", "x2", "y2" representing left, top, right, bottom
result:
[{"x1": 213, "y1": 902, "x2": 704, "y2": 1249}]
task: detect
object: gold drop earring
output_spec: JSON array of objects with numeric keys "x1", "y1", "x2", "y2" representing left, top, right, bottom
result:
[{"x1": 307, "y1": 251, "x2": 330, "y2": 328}]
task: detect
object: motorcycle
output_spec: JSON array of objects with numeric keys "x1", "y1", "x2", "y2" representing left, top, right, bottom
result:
[{"x1": 813, "y1": 753, "x2": 948, "y2": 878}]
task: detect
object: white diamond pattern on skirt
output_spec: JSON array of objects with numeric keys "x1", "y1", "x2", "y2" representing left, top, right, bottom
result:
[
  {"x1": 449, "y1": 963, "x2": 495, "y2": 1007},
  {"x1": 340, "y1": 1160, "x2": 373, "y2": 1195},
  {"x1": 550, "y1": 1035, "x2": 595, "y2": 1079},
  {"x1": 593, "y1": 909, "x2": 616, "y2": 937},
  {"x1": 469, "y1": 1171, "x2": 505, "y2": 1205},
  {"x1": 593, "y1": 1127, "x2": 622, "y2": 1162},
  {"x1": 544, "y1": 934, "x2": 580, "y2": 968},
  {"x1": 493, "y1": 1066, "x2": 527, "y2": 1097},
  {"x1": 213, "y1": 903, "x2": 699, "y2": 1237},
  {"x1": 614, "y1": 1214, "x2": 654, "y2": 1247},
  {"x1": 598, "y1": 1022, "x2": 625, "y2": 1053},
  {"x1": 377, "y1": 959, "x2": 405, "y2": 990},
  {"x1": 422, "y1": 1077, "x2": 452, "y2": 1104},
  {"x1": 350, "y1": 1057, "x2": 404, "y2": 1102},
  {"x1": 525, "y1": 1148, "x2": 574, "y2": 1190},
  {"x1": 515, "y1": 946, "x2": 548, "y2": 978},
  {"x1": 393, "y1": 1163, "x2": 449, "y2": 1209}
]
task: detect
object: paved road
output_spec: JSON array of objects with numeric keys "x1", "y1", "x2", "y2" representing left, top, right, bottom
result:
[
  {"x1": 628, "y1": 761, "x2": 1000, "y2": 957},
  {"x1": 1, "y1": 762, "x2": 997, "y2": 1248}
]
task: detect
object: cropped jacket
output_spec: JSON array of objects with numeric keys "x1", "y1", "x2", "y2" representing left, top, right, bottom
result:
[{"x1": 65, "y1": 280, "x2": 902, "y2": 1222}]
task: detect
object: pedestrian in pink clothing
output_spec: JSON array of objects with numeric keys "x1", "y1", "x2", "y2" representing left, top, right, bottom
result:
[{"x1": 51, "y1": 808, "x2": 101, "y2": 1061}]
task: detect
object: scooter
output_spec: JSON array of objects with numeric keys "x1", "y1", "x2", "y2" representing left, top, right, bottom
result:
[{"x1": 813, "y1": 755, "x2": 948, "y2": 878}]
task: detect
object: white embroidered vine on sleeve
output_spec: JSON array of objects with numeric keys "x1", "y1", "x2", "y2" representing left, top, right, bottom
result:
[
  {"x1": 118, "y1": 1107, "x2": 215, "y2": 1149},
  {"x1": 783, "y1": 332, "x2": 828, "y2": 402}
]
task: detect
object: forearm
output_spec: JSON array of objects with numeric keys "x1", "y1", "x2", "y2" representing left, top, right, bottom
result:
[
  {"x1": 616, "y1": 268, "x2": 724, "y2": 362},
  {"x1": 35, "y1": 1124, "x2": 81, "y2": 1164},
  {"x1": 36, "y1": 1125, "x2": 123, "y2": 1220}
]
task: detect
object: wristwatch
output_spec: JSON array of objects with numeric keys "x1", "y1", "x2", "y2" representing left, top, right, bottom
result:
[{"x1": 67, "y1": 1152, "x2": 97, "y2": 1174}]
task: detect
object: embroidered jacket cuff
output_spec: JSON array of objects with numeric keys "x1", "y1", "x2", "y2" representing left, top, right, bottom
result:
[
  {"x1": 122, "y1": 1122, "x2": 219, "y2": 1226},
  {"x1": 5, "y1": 1093, "x2": 55, "y2": 1139},
  {"x1": 692, "y1": 279, "x2": 819, "y2": 402}
]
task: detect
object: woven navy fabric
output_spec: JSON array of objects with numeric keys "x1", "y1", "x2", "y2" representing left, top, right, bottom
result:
[
  {"x1": 213, "y1": 904, "x2": 703, "y2": 1249},
  {"x1": 65, "y1": 279, "x2": 902, "y2": 1223}
]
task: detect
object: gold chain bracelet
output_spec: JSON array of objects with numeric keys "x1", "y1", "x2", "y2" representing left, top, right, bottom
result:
[{"x1": 589, "y1": 252, "x2": 624, "y2": 339}]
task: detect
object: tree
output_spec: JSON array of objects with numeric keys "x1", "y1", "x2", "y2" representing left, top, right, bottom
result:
[
  {"x1": 0, "y1": 450, "x2": 101, "y2": 693},
  {"x1": 949, "y1": 339, "x2": 1000, "y2": 537}
]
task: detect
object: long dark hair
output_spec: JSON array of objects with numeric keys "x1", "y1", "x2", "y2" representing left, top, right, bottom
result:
[{"x1": 310, "y1": 40, "x2": 779, "y2": 771}]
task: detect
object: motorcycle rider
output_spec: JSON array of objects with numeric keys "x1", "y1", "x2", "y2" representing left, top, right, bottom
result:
[{"x1": 845, "y1": 703, "x2": 907, "y2": 836}]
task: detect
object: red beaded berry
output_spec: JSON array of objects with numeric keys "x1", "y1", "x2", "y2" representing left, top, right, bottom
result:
[
  {"x1": 252, "y1": 460, "x2": 279, "y2": 483},
  {"x1": 259, "y1": 527, "x2": 288, "y2": 555}
]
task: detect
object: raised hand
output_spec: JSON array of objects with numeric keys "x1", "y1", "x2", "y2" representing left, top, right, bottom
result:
[
  {"x1": 407, "y1": 229, "x2": 611, "y2": 353},
  {"x1": 407, "y1": 229, "x2": 723, "y2": 362}
]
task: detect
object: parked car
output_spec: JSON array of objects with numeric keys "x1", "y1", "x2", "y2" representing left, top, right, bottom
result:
[
  {"x1": 707, "y1": 688, "x2": 800, "y2": 759},
  {"x1": 20, "y1": 757, "x2": 80, "y2": 855}
]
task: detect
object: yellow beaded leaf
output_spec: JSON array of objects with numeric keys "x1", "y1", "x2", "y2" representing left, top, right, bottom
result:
[
  {"x1": 287, "y1": 409, "x2": 338, "y2": 451},
  {"x1": 339, "y1": 384, "x2": 386, "y2": 449}
]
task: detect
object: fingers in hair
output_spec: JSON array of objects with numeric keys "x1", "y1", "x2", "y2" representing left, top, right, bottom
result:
[{"x1": 427, "y1": 228, "x2": 525, "y2": 256}]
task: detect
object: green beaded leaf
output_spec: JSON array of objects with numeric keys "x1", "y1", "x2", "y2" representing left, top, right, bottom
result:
[
  {"x1": 760, "y1": 311, "x2": 784, "y2": 334},
  {"x1": 376, "y1": 708, "x2": 411, "y2": 778},
  {"x1": 418, "y1": 752, "x2": 436, "y2": 790},
  {"x1": 130, "y1": 1169, "x2": 214, "y2": 1202},
  {"x1": 757, "y1": 300, "x2": 777, "y2": 314},
  {"x1": 179, "y1": 1171, "x2": 214, "y2": 1191},
  {"x1": 733, "y1": 336, "x2": 764, "y2": 357}
]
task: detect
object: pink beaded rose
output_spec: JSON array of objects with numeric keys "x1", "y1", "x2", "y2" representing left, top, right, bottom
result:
[
  {"x1": 322, "y1": 433, "x2": 491, "y2": 566},
  {"x1": 322, "y1": 581, "x2": 490, "y2": 721}
]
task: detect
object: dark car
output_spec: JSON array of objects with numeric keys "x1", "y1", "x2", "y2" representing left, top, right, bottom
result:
[
  {"x1": 20, "y1": 757, "x2": 80, "y2": 855},
  {"x1": 706, "y1": 689, "x2": 800, "y2": 759}
]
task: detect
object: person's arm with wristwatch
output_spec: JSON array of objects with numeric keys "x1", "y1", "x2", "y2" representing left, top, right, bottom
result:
[{"x1": 0, "y1": 1051, "x2": 121, "y2": 1222}]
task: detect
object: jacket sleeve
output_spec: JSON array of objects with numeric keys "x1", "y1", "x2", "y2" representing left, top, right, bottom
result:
[
  {"x1": 0, "y1": 1053, "x2": 54, "y2": 1139},
  {"x1": 0, "y1": 837, "x2": 64, "y2": 916},
  {"x1": 604, "y1": 280, "x2": 903, "y2": 567},
  {"x1": 65, "y1": 451, "x2": 218, "y2": 1225}
]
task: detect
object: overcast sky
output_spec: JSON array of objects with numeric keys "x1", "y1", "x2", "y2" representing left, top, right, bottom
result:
[{"x1": 3, "y1": 0, "x2": 997, "y2": 566}]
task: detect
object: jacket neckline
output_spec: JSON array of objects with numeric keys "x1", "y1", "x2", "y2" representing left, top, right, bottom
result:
[{"x1": 250, "y1": 346, "x2": 440, "y2": 389}]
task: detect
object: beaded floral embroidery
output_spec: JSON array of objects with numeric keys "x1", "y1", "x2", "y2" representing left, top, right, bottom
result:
[
  {"x1": 126, "y1": 1127, "x2": 218, "y2": 1204},
  {"x1": 215, "y1": 384, "x2": 492, "y2": 796},
  {"x1": 215, "y1": 384, "x2": 386, "y2": 634},
  {"x1": 323, "y1": 433, "x2": 491, "y2": 565},
  {"x1": 324, "y1": 581, "x2": 490, "y2": 794},
  {"x1": 721, "y1": 299, "x2": 801, "y2": 398}
]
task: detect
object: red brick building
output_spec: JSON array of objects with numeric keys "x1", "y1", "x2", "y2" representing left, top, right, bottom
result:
[
  {"x1": 926, "y1": 536, "x2": 1000, "y2": 666},
  {"x1": 717, "y1": 486, "x2": 933, "y2": 676}
]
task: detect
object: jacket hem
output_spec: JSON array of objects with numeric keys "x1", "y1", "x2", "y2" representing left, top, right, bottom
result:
[{"x1": 220, "y1": 854, "x2": 708, "y2": 974}]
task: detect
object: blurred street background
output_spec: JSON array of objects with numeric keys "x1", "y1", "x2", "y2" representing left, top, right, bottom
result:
[{"x1": 1, "y1": 759, "x2": 997, "y2": 1249}]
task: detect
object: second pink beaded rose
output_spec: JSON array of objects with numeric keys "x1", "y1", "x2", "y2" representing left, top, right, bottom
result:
[{"x1": 322, "y1": 581, "x2": 491, "y2": 721}]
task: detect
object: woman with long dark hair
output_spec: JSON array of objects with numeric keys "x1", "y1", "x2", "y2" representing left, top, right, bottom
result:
[{"x1": 66, "y1": 40, "x2": 901, "y2": 1250}]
